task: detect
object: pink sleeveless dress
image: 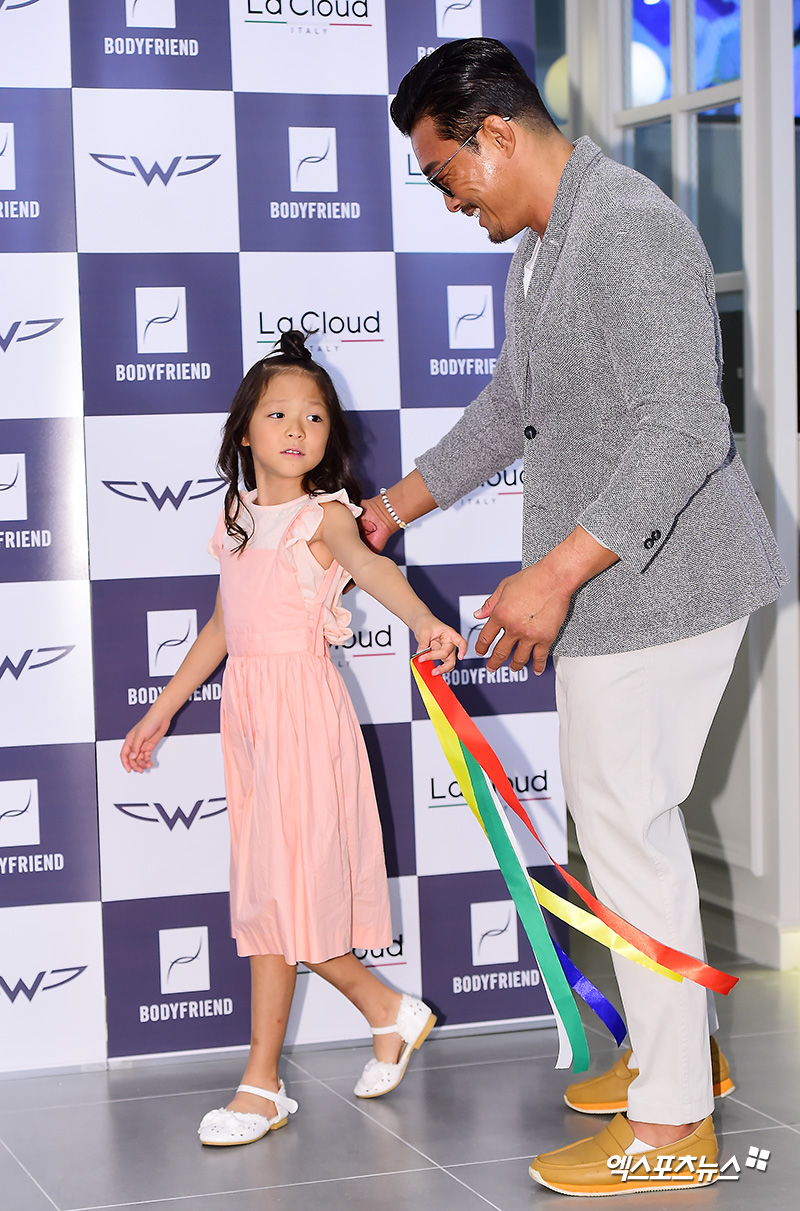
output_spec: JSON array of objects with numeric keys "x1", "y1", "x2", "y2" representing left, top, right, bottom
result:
[{"x1": 208, "y1": 490, "x2": 392, "y2": 964}]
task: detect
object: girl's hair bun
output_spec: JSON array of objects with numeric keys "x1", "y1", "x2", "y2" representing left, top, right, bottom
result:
[{"x1": 277, "y1": 329, "x2": 312, "y2": 362}]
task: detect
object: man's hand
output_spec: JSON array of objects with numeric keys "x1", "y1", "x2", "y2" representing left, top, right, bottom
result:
[
  {"x1": 358, "y1": 495, "x2": 398, "y2": 553},
  {"x1": 473, "y1": 526, "x2": 620, "y2": 674},
  {"x1": 473, "y1": 564, "x2": 573, "y2": 675}
]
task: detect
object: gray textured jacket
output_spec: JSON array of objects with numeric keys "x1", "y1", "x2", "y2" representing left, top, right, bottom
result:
[{"x1": 416, "y1": 137, "x2": 786, "y2": 657}]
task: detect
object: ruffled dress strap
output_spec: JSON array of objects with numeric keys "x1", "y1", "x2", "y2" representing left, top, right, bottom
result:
[{"x1": 283, "y1": 491, "x2": 362, "y2": 645}]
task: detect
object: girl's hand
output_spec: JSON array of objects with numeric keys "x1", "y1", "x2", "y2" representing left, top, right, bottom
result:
[
  {"x1": 414, "y1": 617, "x2": 467, "y2": 675},
  {"x1": 120, "y1": 706, "x2": 173, "y2": 773}
]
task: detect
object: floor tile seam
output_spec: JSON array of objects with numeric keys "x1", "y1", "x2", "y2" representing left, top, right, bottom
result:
[
  {"x1": 285, "y1": 1056, "x2": 455, "y2": 1170},
  {"x1": 63, "y1": 1167, "x2": 440, "y2": 1211},
  {"x1": 725, "y1": 1095, "x2": 793, "y2": 1129},
  {"x1": 446, "y1": 1153, "x2": 536, "y2": 1168},
  {"x1": 718, "y1": 1122, "x2": 794, "y2": 1137},
  {"x1": 285, "y1": 1059, "x2": 510, "y2": 1211},
  {"x1": 0, "y1": 1135, "x2": 60, "y2": 1210},
  {"x1": 289, "y1": 1050, "x2": 563, "y2": 1080},
  {"x1": 0, "y1": 1079, "x2": 320, "y2": 1117}
]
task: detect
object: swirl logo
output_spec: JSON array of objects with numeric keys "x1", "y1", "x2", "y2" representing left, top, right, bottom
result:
[
  {"x1": 0, "y1": 452, "x2": 27, "y2": 524},
  {"x1": 125, "y1": 0, "x2": 175, "y2": 28},
  {"x1": 470, "y1": 900, "x2": 519, "y2": 966},
  {"x1": 447, "y1": 285, "x2": 495, "y2": 350},
  {"x1": 135, "y1": 287, "x2": 188, "y2": 355},
  {"x1": 288, "y1": 127, "x2": 339, "y2": 194},
  {"x1": 0, "y1": 123, "x2": 16, "y2": 190},
  {"x1": 0, "y1": 778, "x2": 40, "y2": 848},
  {"x1": 158, "y1": 926, "x2": 210, "y2": 994},
  {"x1": 436, "y1": 0, "x2": 482, "y2": 39}
]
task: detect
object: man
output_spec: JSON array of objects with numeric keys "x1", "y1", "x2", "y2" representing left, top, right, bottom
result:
[{"x1": 360, "y1": 38, "x2": 786, "y2": 1197}]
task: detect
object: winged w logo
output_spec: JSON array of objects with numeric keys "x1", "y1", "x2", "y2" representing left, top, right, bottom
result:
[
  {"x1": 90, "y1": 154, "x2": 220, "y2": 187},
  {"x1": 102, "y1": 478, "x2": 225, "y2": 510},
  {"x1": 114, "y1": 798, "x2": 227, "y2": 831},
  {"x1": 0, "y1": 967, "x2": 87, "y2": 1004}
]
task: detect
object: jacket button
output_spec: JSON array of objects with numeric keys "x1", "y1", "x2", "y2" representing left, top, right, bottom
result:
[
  {"x1": 524, "y1": 425, "x2": 537, "y2": 439},
  {"x1": 643, "y1": 530, "x2": 662, "y2": 549}
]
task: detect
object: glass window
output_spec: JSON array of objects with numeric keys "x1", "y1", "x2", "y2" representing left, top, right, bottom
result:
[
  {"x1": 694, "y1": 1, "x2": 741, "y2": 90},
  {"x1": 696, "y1": 105, "x2": 742, "y2": 273},
  {"x1": 535, "y1": 0, "x2": 568, "y2": 126},
  {"x1": 717, "y1": 292, "x2": 743, "y2": 433},
  {"x1": 628, "y1": 0, "x2": 672, "y2": 106},
  {"x1": 633, "y1": 119, "x2": 672, "y2": 197}
]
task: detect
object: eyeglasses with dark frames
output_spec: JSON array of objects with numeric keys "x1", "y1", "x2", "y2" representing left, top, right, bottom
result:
[{"x1": 426, "y1": 116, "x2": 512, "y2": 198}]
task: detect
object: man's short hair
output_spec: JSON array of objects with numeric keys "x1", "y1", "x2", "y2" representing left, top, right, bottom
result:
[{"x1": 390, "y1": 37, "x2": 558, "y2": 143}]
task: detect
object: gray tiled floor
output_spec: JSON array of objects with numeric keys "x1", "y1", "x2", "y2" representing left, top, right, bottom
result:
[{"x1": 1, "y1": 937, "x2": 798, "y2": 1210}]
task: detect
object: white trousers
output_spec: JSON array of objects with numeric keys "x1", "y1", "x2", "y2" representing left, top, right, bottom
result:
[{"x1": 554, "y1": 616, "x2": 747, "y2": 1124}]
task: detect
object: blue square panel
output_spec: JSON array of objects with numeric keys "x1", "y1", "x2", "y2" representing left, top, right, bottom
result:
[
  {"x1": 0, "y1": 90, "x2": 76, "y2": 252},
  {"x1": 236, "y1": 93, "x2": 393, "y2": 252},
  {"x1": 91, "y1": 575, "x2": 223, "y2": 742},
  {"x1": 103, "y1": 892, "x2": 250, "y2": 1058},
  {"x1": 406, "y1": 562, "x2": 556, "y2": 719},
  {"x1": 70, "y1": 0, "x2": 233, "y2": 90},
  {"x1": 0, "y1": 744, "x2": 100, "y2": 909},
  {"x1": 78, "y1": 254, "x2": 243, "y2": 416}
]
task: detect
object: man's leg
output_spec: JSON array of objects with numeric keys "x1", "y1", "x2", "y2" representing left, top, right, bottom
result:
[{"x1": 555, "y1": 617, "x2": 747, "y2": 1132}]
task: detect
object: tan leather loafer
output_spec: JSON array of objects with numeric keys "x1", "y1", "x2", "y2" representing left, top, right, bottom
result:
[
  {"x1": 564, "y1": 1037, "x2": 734, "y2": 1114},
  {"x1": 529, "y1": 1113, "x2": 718, "y2": 1196}
]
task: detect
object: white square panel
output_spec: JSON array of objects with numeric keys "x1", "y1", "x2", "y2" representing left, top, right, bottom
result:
[
  {"x1": 230, "y1": 0, "x2": 388, "y2": 95},
  {"x1": 284, "y1": 876, "x2": 421, "y2": 1046},
  {"x1": 72, "y1": 88, "x2": 239, "y2": 252},
  {"x1": 412, "y1": 710, "x2": 566, "y2": 877},
  {"x1": 329, "y1": 585, "x2": 411, "y2": 726},
  {"x1": 0, "y1": 2, "x2": 72, "y2": 89},
  {"x1": 388, "y1": 98, "x2": 520, "y2": 255},
  {"x1": 97, "y1": 732, "x2": 229, "y2": 903},
  {"x1": 400, "y1": 407, "x2": 524, "y2": 566},
  {"x1": 0, "y1": 580, "x2": 95, "y2": 748},
  {"x1": 0, "y1": 254, "x2": 84, "y2": 419},
  {"x1": 84, "y1": 412, "x2": 226, "y2": 580},
  {"x1": 239, "y1": 251, "x2": 400, "y2": 411},
  {"x1": 0, "y1": 902, "x2": 107, "y2": 1072}
]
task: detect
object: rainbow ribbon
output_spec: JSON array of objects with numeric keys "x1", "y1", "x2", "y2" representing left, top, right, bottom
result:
[{"x1": 410, "y1": 655, "x2": 738, "y2": 1072}]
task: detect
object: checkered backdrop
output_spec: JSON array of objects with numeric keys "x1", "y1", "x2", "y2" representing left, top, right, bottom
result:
[{"x1": 0, "y1": 0, "x2": 568, "y2": 1072}]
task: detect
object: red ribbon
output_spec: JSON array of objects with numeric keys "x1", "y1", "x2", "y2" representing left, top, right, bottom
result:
[{"x1": 414, "y1": 656, "x2": 737, "y2": 996}]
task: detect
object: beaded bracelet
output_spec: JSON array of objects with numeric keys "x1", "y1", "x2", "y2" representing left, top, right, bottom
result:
[{"x1": 379, "y1": 488, "x2": 408, "y2": 530}]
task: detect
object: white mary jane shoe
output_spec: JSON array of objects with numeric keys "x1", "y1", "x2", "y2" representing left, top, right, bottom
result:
[
  {"x1": 198, "y1": 1081, "x2": 298, "y2": 1146},
  {"x1": 354, "y1": 995, "x2": 437, "y2": 1099}
]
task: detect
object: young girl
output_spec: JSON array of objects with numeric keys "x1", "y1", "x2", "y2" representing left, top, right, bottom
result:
[{"x1": 121, "y1": 330, "x2": 465, "y2": 1147}]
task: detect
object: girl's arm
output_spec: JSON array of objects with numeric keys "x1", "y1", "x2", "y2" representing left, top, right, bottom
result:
[
  {"x1": 120, "y1": 588, "x2": 228, "y2": 773},
  {"x1": 317, "y1": 502, "x2": 466, "y2": 673}
]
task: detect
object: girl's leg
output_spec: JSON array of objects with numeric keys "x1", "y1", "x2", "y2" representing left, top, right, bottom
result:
[
  {"x1": 227, "y1": 953, "x2": 296, "y2": 1118},
  {"x1": 305, "y1": 952, "x2": 403, "y2": 1063}
]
